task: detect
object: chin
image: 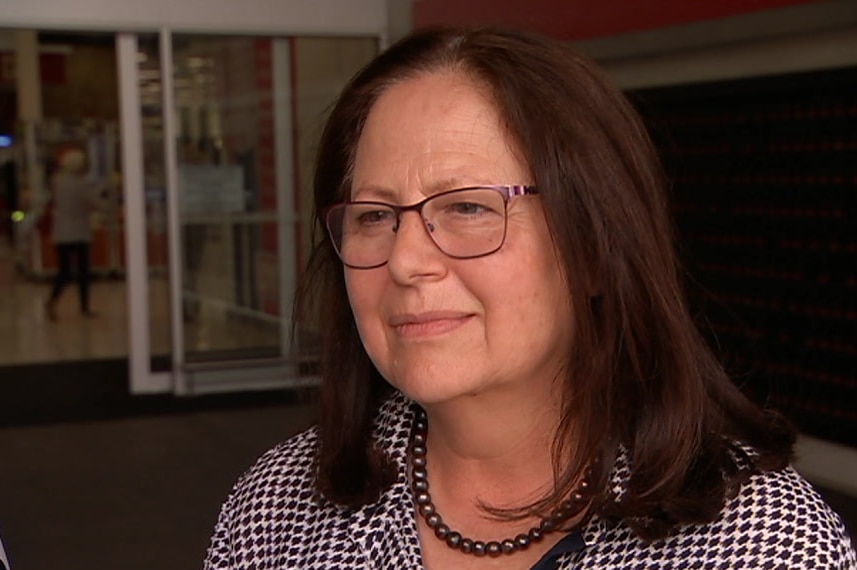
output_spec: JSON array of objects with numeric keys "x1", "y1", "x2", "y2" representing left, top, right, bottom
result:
[
  {"x1": 388, "y1": 373, "x2": 485, "y2": 408},
  {"x1": 372, "y1": 349, "x2": 487, "y2": 404}
]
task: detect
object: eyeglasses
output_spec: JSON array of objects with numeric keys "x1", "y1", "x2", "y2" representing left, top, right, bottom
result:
[{"x1": 324, "y1": 185, "x2": 538, "y2": 269}]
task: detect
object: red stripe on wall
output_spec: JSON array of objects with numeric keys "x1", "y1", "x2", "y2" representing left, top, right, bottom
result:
[{"x1": 413, "y1": 0, "x2": 819, "y2": 40}]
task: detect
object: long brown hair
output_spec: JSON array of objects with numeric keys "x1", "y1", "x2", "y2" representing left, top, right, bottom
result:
[{"x1": 299, "y1": 26, "x2": 794, "y2": 539}]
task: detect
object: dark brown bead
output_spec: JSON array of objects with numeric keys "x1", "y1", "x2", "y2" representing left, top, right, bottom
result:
[
  {"x1": 412, "y1": 444, "x2": 427, "y2": 457},
  {"x1": 460, "y1": 539, "x2": 474, "y2": 554},
  {"x1": 414, "y1": 419, "x2": 427, "y2": 432},
  {"x1": 415, "y1": 492, "x2": 431, "y2": 505},
  {"x1": 412, "y1": 433, "x2": 426, "y2": 445},
  {"x1": 554, "y1": 506, "x2": 571, "y2": 521},
  {"x1": 486, "y1": 542, "x2": 502, "y2": 556},
  {"x1": 501, "y1": 539, "x2": 516, "y2": 554},
  {"x1": 540, "y1": 518, "x2": 556, "y2": 533},
  {"x1": 425, "y1": 513, "x2": 442, "y2": 528},
  {"x1": 472, "y1": 541, "x2": 487, "y2": 556},
  {"x1": 418, "y1": 503, "x2": 435, "y2": 517},
  {"x1": 412, "y1": 467, "x2": 427, "y2": 480},
  {"x1": 529, "y1": 527, "x2": 544, "y2": 542},
  {"x1": 434, "y1": 523, "x2": 450, "y2": 539},
  {"x1": 514, "y1": 533, "x2": 531, "y2": 549},
  {"x1": 412, "y1": 479, "x2": 428, "y2": 492},
  {"x1": 445, "y1": 532, "x2": 462, "y2": 548},
  {"x1": 412, "y1": 456, "x2": 427, "y2": 468},
  {"x1": 555, "y1": 500, "x2": 583, "y2": 521}
]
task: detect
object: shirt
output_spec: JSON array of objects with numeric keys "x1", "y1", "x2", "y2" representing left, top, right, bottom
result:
[
  {"x1": 51, "y1": 172, "x2": 102, "y2": 244},
  {"x1": 205, "y1": 392, "x2": 857, "y2": 569}
]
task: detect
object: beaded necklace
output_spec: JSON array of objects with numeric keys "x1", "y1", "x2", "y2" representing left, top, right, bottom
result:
[{"x1": 409, "y1": 407, "x2": 593, "y2": 557}]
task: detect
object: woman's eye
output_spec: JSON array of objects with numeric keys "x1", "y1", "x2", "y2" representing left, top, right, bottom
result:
[
  {"x1": 447, "y1": 202, "x2": 489, "y2": 216},
  {"x1": 356, "y1": 209, "x2": 394, "y2": 225}
]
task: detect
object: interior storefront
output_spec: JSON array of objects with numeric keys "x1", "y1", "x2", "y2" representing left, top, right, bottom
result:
[
  {"x1": 1, "y1": 0, "x2": 853, "y2": 503},
  {"x1": 0, "y1": 2, "x2": 385, "y2": 398}
]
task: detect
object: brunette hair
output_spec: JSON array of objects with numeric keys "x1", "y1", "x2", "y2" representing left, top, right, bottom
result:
[{"x1": 300, "y1": 26, "x2": 794, "y2": 539}]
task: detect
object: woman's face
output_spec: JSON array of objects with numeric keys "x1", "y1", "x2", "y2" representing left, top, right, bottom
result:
[{"x1": 345, "y1": 71, "x2": 574, "y2": 405}]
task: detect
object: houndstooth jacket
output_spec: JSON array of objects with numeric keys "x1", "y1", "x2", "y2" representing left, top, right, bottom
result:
[{"x1": 205, "y1": 392, "x2": 857, "y2": 569}]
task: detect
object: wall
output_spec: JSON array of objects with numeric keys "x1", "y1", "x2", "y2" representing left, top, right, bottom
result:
[
  {"x1": 574, "y1": 1, "x2": 857, "y2": 89},
  {"x1": 41, "y1": 43, "x2": 118, "y2": 121},
  {"x1": 413, "y1": 0, "x2": 818, "y2": 40},
  {"x1": 0, "y1": 0, "x2": 386, "y2": 36},
  {"x1": 411, "y1": 1, "x2": 857, "y2": 89}
]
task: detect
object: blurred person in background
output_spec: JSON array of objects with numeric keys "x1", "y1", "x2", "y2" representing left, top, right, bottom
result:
[{"x1": 44, "y1": 147, "x2": 104, "y2": 320}]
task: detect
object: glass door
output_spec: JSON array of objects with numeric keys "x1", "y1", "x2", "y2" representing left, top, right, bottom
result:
[
  {"x1": 172, "y1": 35, "x2": 292, "y2": 365},
  {"x1": 170, "y1": 34, "x2": 298, "y2": 393},
  {"x1": 121, "y1": 31, "x2": 377, "y2": 394}
]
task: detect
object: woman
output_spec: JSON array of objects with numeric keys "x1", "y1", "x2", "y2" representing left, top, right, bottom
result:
[
  {"x1": 44, "y1": 148, "x2": 102, "y2": 320},
  {"x1": 205, "y1": 27, "x2": 855, "y2": 569}
]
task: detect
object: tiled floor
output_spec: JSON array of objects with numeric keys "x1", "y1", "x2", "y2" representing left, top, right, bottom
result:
[
  {"x1": 0, "y1": 240, "x2": 281, "y2": 366},
  {"x1": 0, "y1": 403, "x2": 313, "y2": 570}
]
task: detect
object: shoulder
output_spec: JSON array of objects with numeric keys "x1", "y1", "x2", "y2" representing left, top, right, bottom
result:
[
  {"x1": 723, "y1": 466, "x2": 853, "y2": 563},
  {"x1": 206, "y1": 397, "x2": 421, "y2": 569},
  {"x1": 222, "y1": 391, "x2": 414, "y2": 520},
  {"x1": 578, "y1": 465, "x2": 856, "y2": 569},
  {"x1": 709, "y1": 467, "x2": 854, "y2": 565},
  {"x1": 699, "y1": 466, "x2": 857, "y2": 568},
  {"x1": 211, "y1": 427, "x2": 357, "y2": 563},
  {"x1": 227, "y1": 426, "x2": 321, "y2": 511}
]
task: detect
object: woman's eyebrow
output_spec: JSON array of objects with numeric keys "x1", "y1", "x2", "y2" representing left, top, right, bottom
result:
[
  {"x1": 351, "y1": 177, "x2": 490, "y2": 202},
  {"x1": 350, "y1": 185, "x2": 398, "y2": 202},
  {"x1": 424, "y1": 177, "x2": 477, "y2": 195}
]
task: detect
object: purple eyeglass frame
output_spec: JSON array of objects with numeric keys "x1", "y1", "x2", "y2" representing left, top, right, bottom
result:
[{"x1": 325, "y1": 184, "x2": 538, "y2": 269}]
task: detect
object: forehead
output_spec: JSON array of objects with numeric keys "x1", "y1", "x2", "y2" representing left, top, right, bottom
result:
[{"x1": 350, "y1": 71, "x2": 530, "y2": 200}]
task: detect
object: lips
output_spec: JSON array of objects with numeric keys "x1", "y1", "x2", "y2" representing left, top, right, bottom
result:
[{"x1": 388, "y1": 311, "x2": 474, "y2": 337}]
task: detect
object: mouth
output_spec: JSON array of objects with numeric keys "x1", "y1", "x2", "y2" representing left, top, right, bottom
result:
[{"x1": 388, "y1": 311, "x2": 475, "y2": 338}]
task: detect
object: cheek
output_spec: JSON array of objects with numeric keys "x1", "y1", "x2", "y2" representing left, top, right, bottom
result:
[
  {"x1": 344, "y1": 270, "x2": 375, "y2": 311},
  {"x1": 477, "y1": 248, "x2": 571, "y2": 338},
  {"x1": 344, "y1": 271, "x2": 386, "y2": 341}
]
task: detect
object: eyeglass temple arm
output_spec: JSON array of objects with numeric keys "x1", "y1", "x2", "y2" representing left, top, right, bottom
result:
[{"x1": 508, "y1": 185, "x2": 538, "y2": 197}]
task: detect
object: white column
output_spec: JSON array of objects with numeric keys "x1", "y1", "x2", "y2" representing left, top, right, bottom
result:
[
  {"x1": 15, "y1": 30, "x2": 46, "y2": 273},
  {"x1": 15, "y1": 30, "x2": 41, "y2": 120}
]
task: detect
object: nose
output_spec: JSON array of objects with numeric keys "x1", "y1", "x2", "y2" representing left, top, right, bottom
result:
[{"x1": 386, "y1": 210, "x2": 446, "y2": 283}]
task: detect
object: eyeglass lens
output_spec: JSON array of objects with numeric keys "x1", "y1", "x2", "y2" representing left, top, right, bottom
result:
[{"x1": 327, "y1": 187, "x2": 509, "y2": 268}]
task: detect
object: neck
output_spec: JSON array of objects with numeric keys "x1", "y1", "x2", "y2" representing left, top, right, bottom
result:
[
  {"x1": 423, "y1": 374, "x2": 562, "y2": 448},
  {"x1": 419, "y1": 384, "x2": 563, "y2": 502},
  {"x1": 409, "y1": 403, "x2": 593, "y2": 560}
]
